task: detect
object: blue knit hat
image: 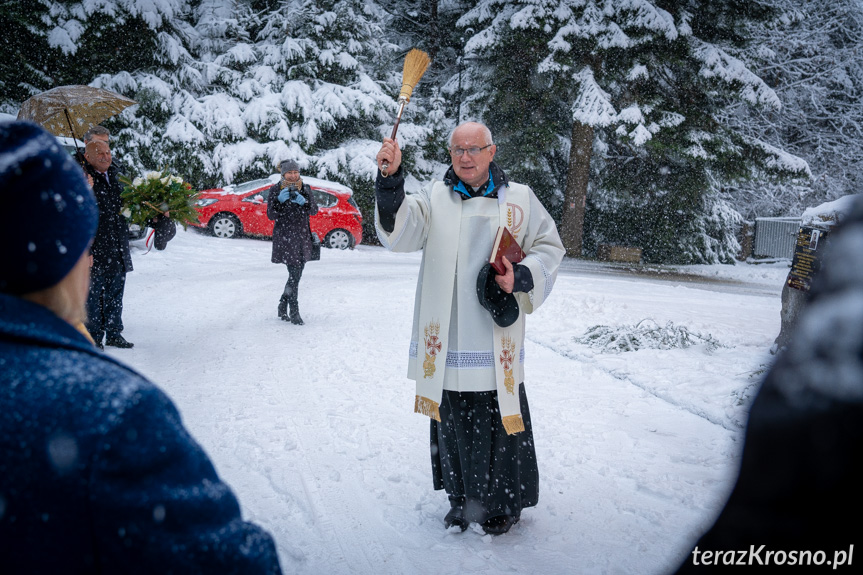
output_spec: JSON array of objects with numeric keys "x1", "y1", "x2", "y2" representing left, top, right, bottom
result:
[{"x1": 0, "y1": 121, "x2": 99, "y2": 294}]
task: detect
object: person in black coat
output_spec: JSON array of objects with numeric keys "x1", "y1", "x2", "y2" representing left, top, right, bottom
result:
[
  {"x1": 672, "y1": 197, "x2": 863, "y2": 572},
  {"x1": 267, "y1": 159, "x2": 319, "y2": 325},
  {"x1": 82, "y1": 132, "x2": 134, "y2": 349},
  {"x1": 0, "y1": 121, "x2": 283, "y2": 574}
]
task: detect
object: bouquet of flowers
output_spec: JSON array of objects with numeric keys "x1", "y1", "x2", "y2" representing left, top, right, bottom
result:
[{"x1": 120, "y1": 169, "x2": 200, "y2": 229}]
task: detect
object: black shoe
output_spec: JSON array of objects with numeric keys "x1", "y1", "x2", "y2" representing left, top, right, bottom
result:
[
  {"x1": 481, "y1": 514, "x2": 519, "y2": 535},
  {"x1": 444, "y1": 506, "x2": 468, "y2": 532},
  {"x1": 105, "y1": 335, "x2": 134, "y2": 349},
  {"x1": 289, "y1": 304, "x2": 304, "y2": 325},
  {"x1": 95, "y1": 340, "x2": 104, "y2": 350},
  {"x1": 278, "y1": 295, "x2": 289, "y2": 320}
]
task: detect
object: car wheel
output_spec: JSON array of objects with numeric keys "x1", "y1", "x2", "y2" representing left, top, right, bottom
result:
[
  {"x1": 210, "y1": 213, "x2": 241, "y2": 238},
  {"x1": 325, "y1": 228, "x2": 352, "y2": 250}
]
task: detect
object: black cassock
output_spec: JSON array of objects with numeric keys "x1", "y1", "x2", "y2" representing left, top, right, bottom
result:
[{"x1": 430, "y1": 383, "x2": 539, "y2": 523}]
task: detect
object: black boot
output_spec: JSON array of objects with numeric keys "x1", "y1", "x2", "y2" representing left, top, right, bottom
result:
[
  {"x1": 288, "y1": 282, "x2": 303, "y2": 324},
  {"x1": 105, "y1": 334, "x2": 134, "y2": 349},
  {"x1": 278, "y1": 294, "x2": 289, "y2": 321},
  {"x1": 481, "y1": 514, "x2": 519, "y2": 535},
  {"x1": 443, "y1": 497, "x2": 467, "y2": 531},
  {"x1": 90, "y1": 330, "x2": 104, "y2": 350},
  {"x1": 289, "y1": 301, "x2": 304, "y2": 325}
]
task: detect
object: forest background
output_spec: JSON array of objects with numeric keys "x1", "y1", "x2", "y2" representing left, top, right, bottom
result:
[{"x1": 1, "y1": 0, "x2": 860, "y2": 264}]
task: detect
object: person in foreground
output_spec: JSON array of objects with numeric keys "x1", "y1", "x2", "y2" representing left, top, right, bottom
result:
[
  {"x1": 375, "y1": 121, "x2": 565, "y2": 534},
  {"x1": 267, "y1": 159, "x2": 319, "y2": 325},
  {"x1": 671, "y1": 197, "x2": 863, "y2": 573},
  {"x1": 0, "y1": 121, "x2": 282, "y2": 574}
]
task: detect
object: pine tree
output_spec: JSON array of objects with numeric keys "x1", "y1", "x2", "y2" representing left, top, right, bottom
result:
[
  {"x1": 377, "y1": 0, "x2": 472, "y2": 122},
  {"x1": 4, "y1": 0, "x2": 204, "y2": 184},
  {"x1": 0, "y1": 1, "x2": 52, "y2": 111},
  {"x1": 458, "y1": 0, "x2": 810, "y2": 263},
  {"x1": 98, "y1": 2, "x2": 209, "y2": 185},
  {"x1": 186, "y1": 2, "x2": 394, "y2": 179},
  {"x1": 171, "y1": 0, "x2": 403, "y2": 240},
  {"x1": 456, "y1": 7, "x2": 570, "y2": 221},
  {"x1": 724, "y1": 0, "x2": 863, "y2": 220}
]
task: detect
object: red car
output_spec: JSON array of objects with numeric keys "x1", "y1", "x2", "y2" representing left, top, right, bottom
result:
[{"x1": 192, "y1": 174, "x2": 363, "y2": 249}]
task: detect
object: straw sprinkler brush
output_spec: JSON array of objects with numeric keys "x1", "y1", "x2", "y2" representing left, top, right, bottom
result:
[{"x1": 381, "y1": 48, "x2": 431, "y2": 177}]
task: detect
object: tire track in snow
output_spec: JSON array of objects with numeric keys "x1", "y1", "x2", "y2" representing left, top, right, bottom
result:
[
  {"x1": 285, "y1": 414, "x2": 396, "y2": 574},
  {"x1": 258, "y1": 345, "x2": 398, "y2": 574},
  {"x1": 527, "y1": 336, "x2": 742, "y2": 431}
]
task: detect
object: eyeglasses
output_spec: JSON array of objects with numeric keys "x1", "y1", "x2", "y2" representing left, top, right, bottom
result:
[{"x1": 449, "y1": 144, "x2": 492, "y2": 157}]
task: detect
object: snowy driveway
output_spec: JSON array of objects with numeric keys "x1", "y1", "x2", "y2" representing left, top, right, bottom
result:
[{"x1": 108, "y1": 229, "x2": 786, "y2": 575}]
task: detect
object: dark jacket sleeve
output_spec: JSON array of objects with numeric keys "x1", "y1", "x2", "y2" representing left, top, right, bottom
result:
[
  {"x1": 374, "y1": 168, "x2": 406, "y2": 233},
  {"x1": 303, "y1": 183, "x2": 318, "y2": 217},
  {"x1": 89, "y1": 382, "x2": 283, "y2": 574},
  {"x1": 266, "y1": 184, "x2": 281, "y2": 221},
  {"x1": 513, "y1": 265, "x2": 535, "y2": 293}
]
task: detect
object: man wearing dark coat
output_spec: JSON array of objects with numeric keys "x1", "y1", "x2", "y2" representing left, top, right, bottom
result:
[
  {"x1": 267, "y1": 159, "x2": 319, "y2": 325},
  {"x1": 82, "y1": 129, "x2": 134, "y2": 349},
  {"x1": 0, "y1": 121, "x2": 283, "y2": 574}
]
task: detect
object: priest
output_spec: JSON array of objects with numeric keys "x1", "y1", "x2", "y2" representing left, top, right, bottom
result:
[{"x1": 374, "y1": 121, "x2": 565, "y2": 534}]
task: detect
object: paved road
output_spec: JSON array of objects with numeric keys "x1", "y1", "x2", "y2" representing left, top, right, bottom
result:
[{"x1": 558, "y1": 257, "x2": 785, "y2": 297}]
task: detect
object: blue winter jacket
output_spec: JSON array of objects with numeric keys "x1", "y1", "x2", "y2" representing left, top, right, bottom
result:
[{"x1": 0, "y1": 293, "x2": 282, "y2": 574}]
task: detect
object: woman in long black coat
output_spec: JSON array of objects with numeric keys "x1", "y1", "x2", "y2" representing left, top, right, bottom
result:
[{"x1": 267, "y1": 160, "x2": 319, "y2": 324}]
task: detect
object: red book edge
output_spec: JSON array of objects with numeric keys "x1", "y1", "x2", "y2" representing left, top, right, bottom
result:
[{"x1": 489, "y1": 226, "x2": 526, "y2": 274}]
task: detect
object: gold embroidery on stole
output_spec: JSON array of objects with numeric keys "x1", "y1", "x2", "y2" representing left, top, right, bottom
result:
[
  {"x1": 499, "y1": 334, "x2": 516, "y2": 395},
  {"x1": 422, "y1": 320, "x2": 441, "y2": 379}
]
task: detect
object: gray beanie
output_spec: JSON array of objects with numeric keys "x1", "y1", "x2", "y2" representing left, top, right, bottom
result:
[
  {"x1": 279, "y1": 159, "x2": 300, "y2": 174},
  {"x1": 0, "y1": 121, "x2": 98, "y2": 294}
]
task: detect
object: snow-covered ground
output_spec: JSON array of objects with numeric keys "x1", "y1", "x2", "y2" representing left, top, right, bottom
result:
[{"x1": 107, "y1": 228, "x2": 790, "y2": 575}]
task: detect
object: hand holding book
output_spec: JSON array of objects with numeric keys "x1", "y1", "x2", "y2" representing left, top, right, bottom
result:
[
  {"x1": 495, "y1": 256, "x2": 516, "y2": 293},
  {"x1": 489, "y1": 226, "x2": 526, "y2": 275}
]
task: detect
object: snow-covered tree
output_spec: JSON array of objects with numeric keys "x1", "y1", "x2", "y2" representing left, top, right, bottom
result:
[
  {"x1": 173, "y1": 0, "x2": 397, "y2": 187},
  {"x1": 724, "y1": 0, "x2": 863, "y2": 221},
  {"x1": 0, "y1": 1, "x2": 52, "y2": 110},
  {"x1": 88, "y1": 1, "x2": 208, "y2": 183},
  {"x1": 0, "y1": 0, "x2": 204, "y2": 181},
  {"x1": 377, "y1": 0, "x2": 473, "y2": 125},
  {"x1": 174, "y1": 0, "x2": 410, "y2": 241},
  {"x1": 458, "y1": 0, "x2": 811, "y2": 263},
  {"x1": 453, "y1": 4, "x2": 571, "y2": 221},
  {"x1": 193, "y1": 0, "x2": 248, "y2": 57}
]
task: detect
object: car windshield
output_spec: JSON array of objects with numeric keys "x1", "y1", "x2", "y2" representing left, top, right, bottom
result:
[{"x1": 228, "y1": 178, "x2": 272, "y2": 195}]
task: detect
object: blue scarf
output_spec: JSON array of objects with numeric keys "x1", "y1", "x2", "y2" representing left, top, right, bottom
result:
[{"x1": 453, "y1": 169, "x2": 496, "y2": 198}]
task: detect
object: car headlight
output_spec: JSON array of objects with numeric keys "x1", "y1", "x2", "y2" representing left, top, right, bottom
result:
[{"x1": 195, "y1": 198, "x2": 219, "y2": 207}]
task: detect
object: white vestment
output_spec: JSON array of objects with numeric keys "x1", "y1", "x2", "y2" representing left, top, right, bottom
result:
[{"x1": 376, "y1": 179, "x2": 564, "y2": 434}]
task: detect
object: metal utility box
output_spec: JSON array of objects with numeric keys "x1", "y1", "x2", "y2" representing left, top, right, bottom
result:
[{"x1": 753, "y1": 217, "x2": 801, "y2": 259}]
